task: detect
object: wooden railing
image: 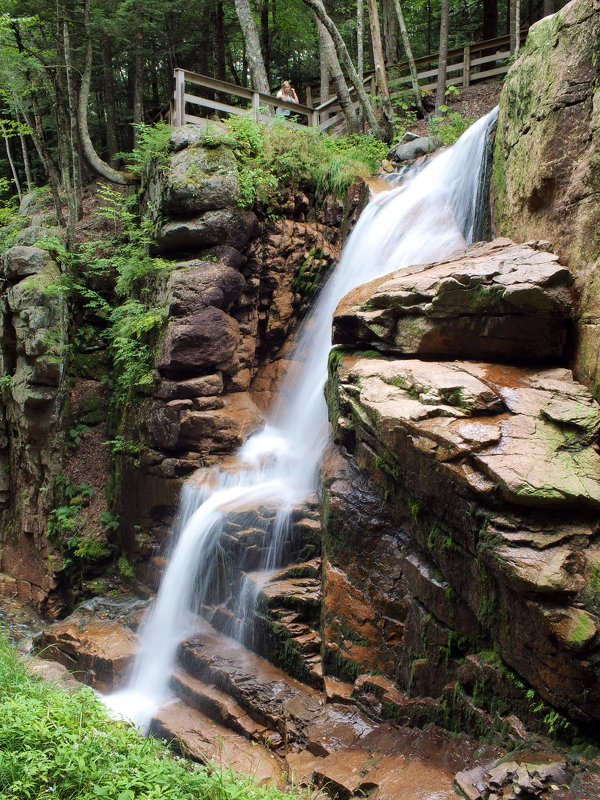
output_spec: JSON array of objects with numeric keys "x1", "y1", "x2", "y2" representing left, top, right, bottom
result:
[
  {"x1": 171, "y1": 30, "x2": 528, "y2": 136},
  {"x1": 171, "y1": 70, "x2": 320, "y2": 130}
]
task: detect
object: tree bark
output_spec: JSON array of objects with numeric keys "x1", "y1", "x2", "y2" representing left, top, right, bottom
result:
[
  {"x1": 366, "y1": 0, "x2": 394, "y2": 137},
  {"x1": 133, "y1": 2, "x2": 145, "y2": 144},
  {"x1": 213, "y1": 0, "x2": 226, "y2": 80},
  {"x1": 303, "y1": 0, "x2": 384, "y2": 139},
  {"x1": 434, "y1": 0, "x2": 449, "y2": 114},
  {"x1": 392, "y1": 0, "x2": 424, "y2": 115},
  {"x1": 62, "y1": 6, "x2": 83, "y2": 221},
  {"x1": 514, "y1": 0, "x2": 521, "y2": 53},
  {"x1": 102, "y1": 36, "x2": 119, "y2": 163},
  {"x1": 357, "y1": 0, "x2": 364, "y2": 81},
  {"x1": 509, "y1": 0, "x2": 517, "y2": 52},
  {"x1": 1, "y1": 122, "x2": 22, "y2": 200},
  {"x1": 482, "y1": 0, "x2": 497, "y2": 39},
  {"x1": 233, "y1": 0, "x2": 271, "y2": 94},
  {"x1": 319, "y1": 21, "x2": 331, "y2": 107},
  {"x1": 261, "y1": 0, "x2": 271, "y2": 83},
  {"x1": 79, "y1": 0, "x2": 133, "y2": 184},
  {"x1": 381, "y1": 0, "x2": 400, "y2": 65},
  {"x1": 316, "y1": 17, "x2": 358, "y2": 132},
  {"x1": 15, "y1": 107, "x2": 33, "y2": 192},
  {"x1": 543, "y1": 0, "x2": 555, "y2": 16}
]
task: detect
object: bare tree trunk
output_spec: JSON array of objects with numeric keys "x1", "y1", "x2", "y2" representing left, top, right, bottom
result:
[
  {"x1": 15, "y1": 108, "x2": 33, "y2": 192},
  {"x1": 514, "y1": 0, "x2": 521, "y2": 53},
  {"x1": 17, "y1": 97, "x2": 65, "y2": 223},
  {"x1": 357, "y1": 0, "x2": 364, "y2": 81},
  {"x1": 392, "y1": 0, "x2": 424, "y2": 115},
  {"x1": 482, "y1": 0, "x2": 497, "y2": 39},
  {"x1": 543, "y1": 0, "x2": 556, "y2": 15},
  {"x1": 366, "y1": 0, "x2": 394, "y2": 137},
  {"x1": 509, "y1": 0, "x2": 517, "y2": 52},
  {"x1": 102, "y1": 35, "x2": 119, "y2": 163},
  {"x1": 261, "y1": 0, "x2": 271, "y2": 84},
  {"x1": 319, "y1": 22, "x2": 331, "y2": 107},
  {"x1": 213, "y1": 0, "x2": 226, "y2": 80},
  {"x1": 1, "y1": 122, "x2": 22, "y2": 200},
  {"x1": 133, "y1": 3, "x2": 145, "y2": 144},
  {"x1": 381, "y1": 0, "x2": 400, "y2": 65},
  {"x1": 79, "y1": 0, "x2": 132, "y2": 184},
  {"x1": 234, "y1": 0, "x2": 271, "y2": 94},
  {"x1": 435, "y1": 0, "x2": 449, "y2": 114},
  {"x1": 317, "y1": 17, "x2": 359, "y2": 132},
  {"x1": 62, "y1": 7, "x2": 83, "y2": 221},
  {"x1": 303, "y1": 0, "x2": 384, "y2": 139}
]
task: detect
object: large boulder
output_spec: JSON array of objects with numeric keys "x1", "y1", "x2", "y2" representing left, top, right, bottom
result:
[
  {"x1": 166, "y1": 260, "x2": 245, "y2": 316},
  {"x1": 2, "y1": 245, "x2": 51, "y2": 280},
  {"x1": 155, "y1": 209, "x2": 258, "y2": 255},
  {"x1": 492, "y1": 0, "x2": 600, "y2": 395},
  {"x1": 158, "y1": 307, "x2": 241, "y2": 378},
  {"x1": 333, "y1": 239, "x2": 573, "y2": 362},
  {"x1": 161, "y1": 144, "x2": 240, "y2": 215}
]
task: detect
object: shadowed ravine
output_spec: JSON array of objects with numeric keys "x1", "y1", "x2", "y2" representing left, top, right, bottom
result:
[{"x1": 105, "y1": 109, "x2": 499, "y2": 730}]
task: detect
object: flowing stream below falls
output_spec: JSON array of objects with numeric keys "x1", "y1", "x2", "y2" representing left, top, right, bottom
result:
[{"x1": 106, "y1": 108, "x2": 499, "y2": 729}]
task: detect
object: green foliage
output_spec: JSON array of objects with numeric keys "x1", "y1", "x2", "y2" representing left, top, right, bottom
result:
[
  {"x1": 116, "y1": 123, "x2": 172, "y2": 177},
  {"x1": 117, "y1": 555, "x2": 135, "y2": 579},
  {"x1": 225, "y1": 117, "x2": 386, "y2": 209},
  {"x1": 106, "y1": 300, "x2": 167, "y2": 408},
  {"x1": 429, "y1": 109, "x2": 473, "y2": 146},
  {"x1": 0, "y1": 633, "x2": 317, "y2": 800},
  {"x1": 47, "y1": 477, "x2": 94, "y2": 545},
  {"x1": 67, "y1": 423, "x2": 90, "y2": 448},
  {"x1": 104, "y1": 436, "x2": 143, "y2": 457}
]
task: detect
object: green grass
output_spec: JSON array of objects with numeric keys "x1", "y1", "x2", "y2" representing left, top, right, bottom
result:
[{"x1": 0, "y1": 633, "x2": 316, "y2": 800}]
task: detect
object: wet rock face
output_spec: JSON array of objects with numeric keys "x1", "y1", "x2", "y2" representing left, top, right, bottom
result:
[
  {"x1": 325, "y1": 240, "x2": 600, "y2": 731},
  {"x1": 492, "y1": 0, "x2": 600, "y2": 396},
  {"x1": 333, "y1": 238, "x2": 573, "y2": 362}
]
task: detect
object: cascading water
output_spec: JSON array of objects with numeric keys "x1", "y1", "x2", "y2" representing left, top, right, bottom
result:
[{"x1": 106, "y1": 108, "x2": 498, "y2": 729}]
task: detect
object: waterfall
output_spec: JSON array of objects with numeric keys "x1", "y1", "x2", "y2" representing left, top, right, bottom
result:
[{"x1": 105, "y1": 108, "x2": 498, "y2": 729}]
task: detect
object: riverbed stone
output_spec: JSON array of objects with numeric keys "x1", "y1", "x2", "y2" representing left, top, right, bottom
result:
[{"x1": 333, "y1": 239, "x2": 573, "y2": 362}]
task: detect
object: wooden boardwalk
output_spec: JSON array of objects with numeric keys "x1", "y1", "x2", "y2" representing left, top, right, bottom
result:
[{"x1": 171, "y1": 31, "x2": 527, "y2": 134}]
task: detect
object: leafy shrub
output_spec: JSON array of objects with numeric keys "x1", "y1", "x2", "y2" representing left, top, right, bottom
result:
[
  {"x1": 429, "y1": 108, "x2": 472, "y2": 146},
  {"x1": 224, "y1": 116, "x2": 386, "y2": 209},
  {"x1": 117, "y1": 122, "x2": 172, "y2": 177},
  {"x1": 0, "y1": 633, "x2": 316, "y2": 800}
]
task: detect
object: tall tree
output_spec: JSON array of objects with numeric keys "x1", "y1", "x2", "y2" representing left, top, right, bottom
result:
[
  {"x1": 233, "y1": 0, "x2": 271, "y2": 94},
  {"x1": 482, "y1": 0, "x2": 497, "y2": 39},
  {"x1": 303, "y1": 0, "x2": 384, "y2": 139},
  {"x1": 392, "y1": 0, "x2": 424, "y2": 115},
  {"x1": 434, "y1": 0, "x2": 449, "y2": 114},
  {"x1": 366, "y1": 0, "x2": 393, "y2": 137},
  {"x1": 357, "y1": 0, "x2": 364, "y2": 81},
  {"x1": 316, "y1": 17, "x2": 358, "y2": 132}
]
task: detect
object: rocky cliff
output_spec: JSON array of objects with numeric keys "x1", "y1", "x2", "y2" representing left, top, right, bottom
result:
[
  {"x1": 325, "y1": 238, "x2": 600, "y2": 736},
  {"x1": 492, "y1": 0, "x2": 600, "y2": 397}
]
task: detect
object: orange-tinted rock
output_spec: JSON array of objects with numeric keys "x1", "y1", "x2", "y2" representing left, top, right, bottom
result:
[
  {"x1": 158, "y1": 307, "x2": 241, "y2": 378},
  {"x1": 34, "y1": 616, "x2": 137, "y2": 692}
]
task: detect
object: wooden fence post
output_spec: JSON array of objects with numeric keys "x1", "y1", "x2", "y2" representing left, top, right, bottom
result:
[
  {"x1": 174, "y1": 69, "x2": 185, "y2": 126},
  {"x1": 252, "y1": 92, "x2": 260, "y2": 122},
  {"x1": 463, "y1": 45, "x2": 471, "y2": 88},
  {"x1": 306, "y1": 85, "x2": 313, "y2": 108},
  {"x1": 311, "y1": 108, "x2": 319, "y2": 129}
]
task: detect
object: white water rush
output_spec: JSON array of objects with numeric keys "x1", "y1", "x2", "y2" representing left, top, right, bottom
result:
[{"x1": 105, "y1": 109, "x2": 498, "y2": 729}]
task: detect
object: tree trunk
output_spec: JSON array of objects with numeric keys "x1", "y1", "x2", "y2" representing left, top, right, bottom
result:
[
  {"x1": 1, "y1": 122, "x2": 22, "y2": 200},
  {"x1": 15, "y1": 107, "x2": 33, "y2": 192},
  {"x1": 366, "y1": 0, "x2": 394, "y2": 137},
  {"x1": 261, "y1": 0, "x2": 271, "y2": 83},
  {"x1": 392, "y1": 0, "x2": 424, "y2": 115},
  {"x1": 381, "y1": 0, "x2": 400, "y2": 65},
  {"x1": 482, "y1": 0, "x2": 497, "y2": 39},
  {"x1": 234, "y1": 0, "x2": 271, "y2": 94},
  {"x1": 303, "y1": 0, "x2": 384, "y2": 139},
  {"x1": 102, "y1": 36, "x2": 119, "y2": 162},
  {"x1": 543, "y1": 0, "x2": 555, "y2": 16},
  {"x1": 514, "y1": 0, "x2": 521, "y2": 53},
  {"x1": 319, "y1": 21, "x2": 331, "y2": 108},
  {"x1": 357, "y1": 0, "x2": 364, "y2": 81},
  {"x1": 79, "y1": 0, "x2": 132, "y2": 184},
  {"x1": 213, "y1": 0, "x2": 226, "y2": 80},
  {"x1": 62, "y1": 7, "x2": 83, "y2": 221},
  {"x1": 317, "y1": 17, "x2": 358, "y2": 132},
  {"x1": 509, "y1": 0, "x2": 517, "y2": 52},
  {"x1": 133, "y1": 3, "x2": 145, "y2": 144},
  {"x1": 434, "y1": 0, "x2": 449, "y2": 114}
]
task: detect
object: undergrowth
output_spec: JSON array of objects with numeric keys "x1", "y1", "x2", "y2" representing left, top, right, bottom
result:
[
  {"x1": 0, "y1": 633, "x2": 317, "y2": 800},
  {"x1": 204, "y1": 116, "x2": 386, "y2": 209}
]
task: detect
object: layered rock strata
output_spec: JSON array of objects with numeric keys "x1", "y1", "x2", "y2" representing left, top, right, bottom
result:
[
  {"x1": 492, "y1": 0, "x2": 600, "y2": 396},
  {"x1": 325, "y1": 238, "x2": 600, "y2": 731}
]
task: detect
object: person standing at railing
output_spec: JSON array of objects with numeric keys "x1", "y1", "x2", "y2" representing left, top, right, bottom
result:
[{"x1": 275, "y1": 81, "x2": 299, "y2": 116}]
